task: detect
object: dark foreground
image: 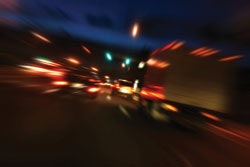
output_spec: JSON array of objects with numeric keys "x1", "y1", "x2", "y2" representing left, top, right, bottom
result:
[{"x1": 0, "y1": 82, "x2": 249, "y2": 167}]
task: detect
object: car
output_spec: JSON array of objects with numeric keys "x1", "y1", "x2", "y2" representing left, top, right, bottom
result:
[
  {"x1": 51, "y1": 68, "x2": 101, "y2": 99},
  {"x1": 112, "y1": 79, "x2": 134, "y2": 97}
]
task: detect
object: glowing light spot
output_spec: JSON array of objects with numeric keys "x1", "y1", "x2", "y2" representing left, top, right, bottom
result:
[
  {"x1": 106, "y1": 95, "x2": 111, "y2": 101},
  {"x1": 138, "y1": 61, "x2": 145, "y2": 69},
  {"x1": 219, "y1": 55, "x2": 243, "y2": 62},
  {"x1": 87, "y1": 87, "x2": 100, "y2": 93},
  {"x1": 171, "y1": 41, "x2": 185, "y2": 50},
  {"x1": 91, "y1": 67, "x2": 99, "y2": 72},
  {"x1": 121, "y1": 63, "x2": 126, "y2": 68},
  {"x1": 132, "y1": 23, "x2": 139, "y2": 38},
  {"x1": 147, "y1": 59, "x2": 170, "y2": 68},
  {"x1": 147, "y1": 58, "x2": 157, "y2": 65},
  {"x1": 82, "y1": 45, "x2": 91, "y2": 54},
  {"x1": 52, "y1": 81, "x2": 69, "y2": 86},
  {"x1": 151, "y1": 48, "x2": 160, "y2": 56},
  {"x1": 161, "y1": 103, "x2": 178, "y2": 112},
  {"x1": 201, "y1": 50, "x2": 220, "y2": 57},
  {"x1": 35, "y1": 57, "x2": 60, "y2": 67},
  {"x1": 161, "y1": 41, "x2": 176, "y2": 52},
  {"x1": 190, "y1": 47, "x2": 207, "y2": 55},
  {"x1": 67, "y1": 57, "x2": 80, "y2": 64},
  {"x1": 31, "y1": 31, "x2": 51, "y2": 43},
  {"x1": 201, "y1": 112, "x2": 221, "y2": 121}
]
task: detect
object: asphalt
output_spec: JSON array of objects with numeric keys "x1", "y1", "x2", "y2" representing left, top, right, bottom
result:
[{"x1": 0, "y1": 82, "x2": 249, "y2": 167}]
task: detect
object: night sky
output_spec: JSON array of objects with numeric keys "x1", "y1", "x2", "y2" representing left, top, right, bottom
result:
[{"x1": 0, "y1": 0, "x2": 250, "y2": 66}]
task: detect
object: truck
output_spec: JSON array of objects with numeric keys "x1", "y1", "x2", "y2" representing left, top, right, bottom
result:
[{"x1": 138, "y1": 41, "x2": 245, "y2": 127}]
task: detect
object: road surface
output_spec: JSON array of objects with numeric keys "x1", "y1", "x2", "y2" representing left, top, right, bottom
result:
[{"x1": 0, "y1": 80, "x2": 249, "y2": 167}]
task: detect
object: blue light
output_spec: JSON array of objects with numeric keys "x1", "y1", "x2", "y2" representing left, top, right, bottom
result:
[
  {"x1": 125, "y1": 58, "x2": 131, "y2": 65},
  {"x1": 105, "y1": 52, "x2": 113, "y2": 61}
]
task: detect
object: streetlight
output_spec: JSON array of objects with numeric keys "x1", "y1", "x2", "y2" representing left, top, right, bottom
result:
[
  {"x1": 105, "y1": 52, "x2": 113, "y2": 61},
  {"x1": 91, "y1": 67, "x2": 99, "y2": 72},
  {"x1": 34, "y1": 57, "x2": 60, "y2": 67},
  {"x1": 31, "y1": 31, "x2": 51, "y2": 43},
  {"x1": 82, "y1": 45, "x2": 91, "y2": 54},
  {"x1": 138, "y1": 61, "x2": 145, "y2": 69},
  {"x1": 125, "y1": 58, "x2": 131, "y2": 65},
  {"x1": 131, "y1": 22, "x2": 139, "y2": 38},
  {"x1": 67, "y1": 57, "x2": 80, "y2": 64},
  {"x1": 121, "y1": 63, "x2": 126, "y2": 68}
]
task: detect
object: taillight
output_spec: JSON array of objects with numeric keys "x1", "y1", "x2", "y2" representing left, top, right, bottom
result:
[
  {"x1": 115, "y1": 84, "x2": 119, "y2": 88},
  {"x1": 52, "y1": 81, "x2": 69, "y2": 86},
  {"x1": 161, "y1": 103, "x2": 178, "y2": 113},
  {"x1": 87, "y1": 87, "x2": 100, "y2": 93}
]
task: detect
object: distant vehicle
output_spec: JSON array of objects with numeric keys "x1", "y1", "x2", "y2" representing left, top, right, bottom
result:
[
  {"x1": 52, "y1": 68, "x2": 101, "y2": 99},
  {"x1": 138, "y1": 41, "x2": 243, "y2": 127},
  {"x1": 112, "y1": 79, "x2": 134, "y2": 97}
]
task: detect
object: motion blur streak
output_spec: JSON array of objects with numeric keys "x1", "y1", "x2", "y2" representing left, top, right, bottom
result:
[
  {"x1": 82, "y1": 45, "x2": 91, "y2": 54},
  {"x1": 191, "y1": 47, "x2": 220, "y2": 57},
  {"x1": 148, "y1": 85, "x2": 164, "y2": 90},
  {"x1": 90, "y1": 67, "x2": 99, "y2": 72},
  {"x1": 20, "y1": 65, "x2": 63, "y2": 76},
  {"x1": 201, "y1": 50, "x2": 220, "y2": 57},
  {"x1": 201, "y1": 112, "x2": 221, "y2": 121},
  {"x1": 52, "y1": 81, "x2": 69, "y2": 86},
  {"x1": 147, "y1": 58, "x2": 157, "y2": 66},
  {"x1": 219, "y1": 55, "x2": 243, "y2": 62},
  {"x1": 35, "y1": 58, "x2": 60, "y2": 67},
  {"x1": 88, "y1": 79, "x2": 101, "y2": 82},
  {"x1": 67, "y1": 57, "x2": 80, "y2": 64},
  {"x1": 141, "y1": 89, "x2": 165, "y2": 100},
  {"x1": 42, "y1": 89, "x2": 59, "y2": 94},
  {"x1": 48, "y1": 71, "x2": 63, "y2": 76},
  {"x1": 171, "y1": 41, "x2": 185, "y2": 50},
  {"x1": 157, "y1": 62, "x2": 170, "y2": 68},
  {"x1": 31, "y1": 32, "x2": 51, "y2": 43},
  {"x1": 87, "y1": 87, "x2": 100, "y2": 93},
  {"x1": 190, "y1": 47, "x2": 207, "y2": 55},
  {"x1": 197, "y1": 48, "x2": 214, "y2": 55},
  {"x1": 132, "y1": 22, "x2": 139, "y2": 38},
  {"x1": 161, "y1": 41, "x2": 176, "y2": 52},
  {"x1": 140, "y1": 89, "x2": 148, "y2": 95},
  {"x1": 161, "y1": 103, "x2": 179, "y2": 112},
  {"x1": 209, "y1": 124, "x2": 250, "y2": 142},
  {"x1": 150, "y1": 48, "x2": 160, "y2": 56},
  {"x1": 118, "y1": 105, "x2": 131, "y2": 119},
  {"x1": 71, "y1": 83, "x2": 84, "y2": 88},
  {"x1": 20, "y1": 65, "x2": 48, "y2": 73},
  {"x1": 147, "y1": 59, "x2": 170, "y2": 68}
]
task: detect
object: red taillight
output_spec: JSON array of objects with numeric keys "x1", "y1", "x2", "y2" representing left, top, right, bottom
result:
[
  {"x1": 115, "y1": 84, "x2": 119, "y2": 88},
  {"x1": 52, "y1": 81, "x2": 69, "y2": 86},
  {"x1": 87, "y1": 87, "x2": 100, "y2": 93}
]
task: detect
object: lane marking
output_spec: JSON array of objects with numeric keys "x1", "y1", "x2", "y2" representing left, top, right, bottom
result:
[
  {"x1": 169, "y1": 145, "x2": 193, "y2": 167},
  {"x1": 42, "y1": 89, "x2": 59, "y2": 94},
  {"x1": 208, "y1": 123, "x2": 250, "y2": 142},
  {"x1": 118, "y1": 104, "x2": 131, "y2": 119},
  {"x1": 106, "y1": 95, "x2": 111, "y2": 101},
  {"x1": 206, "y1": 123, "x2": 250, "y2": 148}
]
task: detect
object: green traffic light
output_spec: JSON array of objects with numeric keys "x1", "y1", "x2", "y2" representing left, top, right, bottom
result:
[
  {"x1": 105, "y1": 52, "x2": 113, "y2": 61},
  {"x1": 125, "y1": 58, "x2": 131, "y2": 65}
]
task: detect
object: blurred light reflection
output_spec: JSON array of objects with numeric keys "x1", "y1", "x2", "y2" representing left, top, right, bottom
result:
[{"x1": 31, "y1": 32, "x2": 51, "y2": 43}]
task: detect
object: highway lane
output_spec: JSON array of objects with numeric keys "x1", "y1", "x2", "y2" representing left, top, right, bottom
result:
[{"x1": 0, "y1": 84, "x2": 249, "y2": 166}]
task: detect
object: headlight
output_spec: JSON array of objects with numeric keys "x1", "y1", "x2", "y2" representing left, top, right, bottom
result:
[{"x1": 71, "y1": 83, "x2": 84, "y2": 88}]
